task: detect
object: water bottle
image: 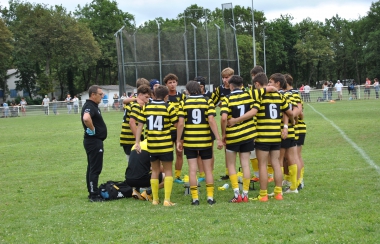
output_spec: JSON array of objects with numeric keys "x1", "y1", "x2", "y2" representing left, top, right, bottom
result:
[{"x1": 218, "y1": 183, "x2": 229, "y2": 190}]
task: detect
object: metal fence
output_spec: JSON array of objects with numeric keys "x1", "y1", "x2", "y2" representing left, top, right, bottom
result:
[{"x1": 115, "y1": 18, "x2": 239, "y2": 92}]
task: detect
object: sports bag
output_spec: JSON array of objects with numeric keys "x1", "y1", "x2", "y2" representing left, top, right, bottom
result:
[{"x1": 99, "y1": 180, "x2": 132, "y2": 200}]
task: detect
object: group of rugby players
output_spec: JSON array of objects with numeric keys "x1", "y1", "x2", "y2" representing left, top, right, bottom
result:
[{"x1": 120, "y1": 65, "x2": 306, "y2": 206}]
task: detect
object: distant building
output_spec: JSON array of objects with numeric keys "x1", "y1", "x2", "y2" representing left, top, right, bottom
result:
[{"x1": 0, "y1": 69, "x2": 24, "y2": 102}]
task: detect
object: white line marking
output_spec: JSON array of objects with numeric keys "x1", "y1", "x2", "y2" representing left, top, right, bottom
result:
[{"x1": 308, "y1": 104, "x2": 380, "y2": 174}]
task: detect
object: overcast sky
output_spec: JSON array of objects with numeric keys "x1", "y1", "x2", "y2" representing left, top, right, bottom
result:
[{"x1": 0, "y1": 0, "x2": 373, "y2": 26}]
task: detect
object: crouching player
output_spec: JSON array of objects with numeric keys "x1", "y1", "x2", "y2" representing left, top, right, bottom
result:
[{"x1": 176, "y1": 81, "x2": 223, "y2": 205}]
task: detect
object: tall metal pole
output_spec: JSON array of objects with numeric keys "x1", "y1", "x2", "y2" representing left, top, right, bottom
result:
[
  {"x1": 263, "y1": 26, "x2": 266, "y2": 74},
  {"x1": 191, "y1": 23, "x2": 197, "y2": 77},
  {"x1": 252, "y1": 0, "x2": 256, "y2": 67},
  {"x1": 205, "y1": 10, "x2": 211, "y2": 88},
  {"x1": 156, "y1": 20, "x2": 162, "y2": 83},
  {"x1": 215, "y1": 24, "x2": 222, "y2": 86},
  {"x1": 231, "y1": 24, "x2": 240, "y2": 75}
]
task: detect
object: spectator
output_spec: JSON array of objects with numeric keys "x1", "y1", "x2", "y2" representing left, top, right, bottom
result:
[
  {"x1": 42, "y1": 95, "x2": 50, "y2": 115},
  {"x1": 299, "y1": 84, "x2": 305, "y2": 101},
  {"x1": 18, "y1": 97, "x2": 27, "y2": 116},
  {"x1": 334, "y1": 80, "x2": 343, "y2": 100},
  {"x1": 322, "y1": 81, "x2": 328, "y2": 101},
  {"x1": 374, "y1": 78, "x2": 379, "y2": 99},
  {"x1": 2, "y1": 101, "x2": 9, "y2": 118},
  {"x1": 52, "y1": 97, "x2": 58, "y2": 115},
  {"x1": 65, "y1": 94, "x2": 72, "y2": 114},
  {"x1": 73, "y1": 95, "x2": 79, "y2": 114},
  {"x1": 304, "y1": 83, "x2": 311, "y2": 102},
  {"x1": 351, "y1": 81, "x2": 357, "y2": 100},
  {"x1": 328, "y1": 81, "x2": 333, "y2": 100},
  {"x1": 365, "y1": 78, "x2": 371, "y2": 99},
  {"x1": 102, "y1": 93, "x2": 108, "y2": 112},
  {"x1": 113, "y1": 93, "x2": 119, "y2": 110}
]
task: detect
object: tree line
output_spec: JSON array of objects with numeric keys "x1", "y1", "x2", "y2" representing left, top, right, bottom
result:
[{"x1": 1, "y1": 0, "x2": 379, "y2": 101}]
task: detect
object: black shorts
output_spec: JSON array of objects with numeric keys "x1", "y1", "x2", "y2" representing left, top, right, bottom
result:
[
  {"x1": 150, "y1": 152, "x2": 173, "y2": 162},
  {"x1": 281, "y1": 139, "x2": 297, "y2": 149},
  {"x1": 255, "y1": 142, "x2": 280, "y2": 152},
  {"x1": 226, "y1": 140, "x2": 254, "y2": 153},
  {"x1": 184, "y1": 147, "x2": 213, "y2": 160},
  {"x1": 297, "y1": 133, "x2": 306, "y2": 146},
  {"x1": 122, "y1": 144, "x2": 133, "y2": 156},
  {"x1": 126, "y1": 173, "x2": 163, "y2": 188}
]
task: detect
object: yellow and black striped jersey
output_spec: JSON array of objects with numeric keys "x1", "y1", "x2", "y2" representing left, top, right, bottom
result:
[
  {"x1": 220, "y1": 89, "x2": 259, "y2": 145},
  {"x1": 281, "y1": 90, "x2": 296, "y2": 140},
  {"x1": 255, "y1": 92, "x2": 290, "y2": 144},
  {"x1": 211, "y1": 85, "x2": 231, "y2": 106},
  {"x1": 167, "y1": 91, "x2": 186, "y2": 131},
  {"x1": 289, "y1": 89, "x2": 306, "y2": 135},
  {"x1": 136, "y1": 100, "x2": 178, "y2": 155},
  {"x1": 120, "y1": 103, "x2": 133, "y2": 146},
  {"x1": 178, "y1": 95, "x2": 216, "y2": 149}
]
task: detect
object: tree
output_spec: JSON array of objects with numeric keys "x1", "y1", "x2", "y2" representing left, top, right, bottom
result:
[
  {"x1": 294, "y1": 18, "x2": 334, "y2": 84},
  {"x1": 0, "y1": 18, "x2": 14, "y2": 101},
  {"x1": 75, "y1": 0, "x2": 134, "y2": 86}
]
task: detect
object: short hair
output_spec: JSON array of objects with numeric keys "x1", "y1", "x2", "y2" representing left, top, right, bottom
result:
[
  {"x1": 136, "y1": 78, "x2": 150, "y2": 88},
  {"x1": 252, "y1": 72, "x2": 268, "y2": 86},
  {"x1": 88, "y1": 85, "x2": 100, "y2": 96},
  {"x1": 186, "y1": 80, "x2": 201, "y2": 95},
  {"x1": 194, "y1": 76, "x2": 206, "y2": 86},
  {"x1": 221, "y1": 67, "x2": 234, "y2": 77},
  {"x1": 269, "y1": 73, "x2": 286, "y2": 89},
  {"x1": 137, "y1": 85, "x2": 152, "y2": 96},
  {"x1": 163, "y1": 73, "x2": 178, "y2": 84},
  {"x1": 228, "y1": 75, "x2": 243, "y2": 88},
  {"x1": 154, "y1": 85, "x2": 169, "y2": 100},
  {"x1": 284, "y1": 74, "x2": 293, "y2": 87},
  {"x1": 250, "y1": 65, "x2": 264, "y2": 76}
]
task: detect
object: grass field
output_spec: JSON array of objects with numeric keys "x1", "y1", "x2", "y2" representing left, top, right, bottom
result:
[{"x1": 1, "y1": 99, "x2": 379, "y2": 243}]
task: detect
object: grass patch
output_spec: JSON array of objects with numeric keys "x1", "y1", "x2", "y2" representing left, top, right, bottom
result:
[{"x1": 1, "y1": 99, "x2": 379, "y2": 243}]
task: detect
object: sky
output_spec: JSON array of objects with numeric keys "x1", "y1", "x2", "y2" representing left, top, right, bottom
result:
[{"x1": 0, "y1": 0, "x2": 374, "y2": 26}]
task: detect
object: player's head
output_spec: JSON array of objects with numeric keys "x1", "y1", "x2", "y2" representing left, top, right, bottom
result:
[
  {"x1": 149, "y1": 79, "x2": 160, "y2": 91},
  {"x1": 194, "y1": 76, "x2": 206, "y2": 93},
  {"x1": 269, "y1": 73, "x2": 286, "y2": 89},
  {"x1": 163, "y1": 73, "x2": 178, "y2": 92},
  {"x1": 137, "y1": 85, "x2": 151, "y2": 104},
  {"x1": 136, "y1": 78, "x2": 150, "y2": 88},
  {"x1": 154, "y1": 85, "x2": 169, "y2": 100},
  {"x1": 250, "y1": 65, "x2": 264, "y2": 77},
  {"x1": 252, "y1": 72, "x2": 268, "y2": 88},
  {"x1": 221, "y1": 67, "x2": 234, "y2": 87},
  {"x1": 284, "y1": 73, "x2": 293, "y2": 89},
  {"x1": 186, "y1": 80, "x2": 201, "y2": 95},
  {"x1": 228, "y1": 75, "x2": 243, "y2": 89}
]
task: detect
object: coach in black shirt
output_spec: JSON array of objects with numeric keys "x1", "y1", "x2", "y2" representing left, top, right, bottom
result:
[{"x1": 81, "y1": 85, "x2": 108, "y2": 202}]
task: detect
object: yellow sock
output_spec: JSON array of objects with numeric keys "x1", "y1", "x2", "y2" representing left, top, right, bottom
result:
[
  {"x1": 206, "y1": 183, "x2": 214, "y2": 199},
  {"x1": 274, "y1": 186, "x2": 282, "y2": 195},
  {"x1": 150, "y1": 179, "x2": 159, "y2": 201},
  {"x1": 225, "y1": 168, "x2": 229, "y2": 175},
  {"x1": 175, "y1": 170, "x2": 181, "y2": 179},
  {"x1": 300, "y1": 167, "x2": 304, "y2": 182},
  {"x1": 250, "y1": 158, "x2": 259, "y2": 172},
  {"x1": 164, "y1": 176, "x2": 173, "y2": 201},
  {"x1": 267, "y1": 165, "x2": 274, "y2": 175},
  {"x1": 243, "y1": 178, "x2": 250, "y2": 192},
  {"x1": 259, "y1": 189, "x2": 267, "y2": 197},
  {"x1": 199, "y1": 172, "x2": 205, "y2": 178},
  {"x1": 284, "y1": 174, "x2": 290, "y2": 181},
  {"x1": 229, "y1": 174, "x2": 238, "y2": 190},
  {"x1": 288, "y1": 164, "x2": 298, "y2": 190},
  {"x1": 190, "y1": 186, "x2": 198, "y2": 200}
]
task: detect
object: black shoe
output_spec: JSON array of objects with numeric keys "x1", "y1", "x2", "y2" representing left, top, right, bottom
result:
[
  {"x1": 220, "y1": 175, "x2": 229, "y2": 180},
  {"x1": 191, "y1": 200, "x2": 200, "y2": 205},
  {"x1": 89, "y1": 195, "x2": 105, "y2": 202},
  {"x1": 207, "y1": 199, "x2": 216, "y2": 205}
]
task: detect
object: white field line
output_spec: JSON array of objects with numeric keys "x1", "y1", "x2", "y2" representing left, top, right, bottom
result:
[{"x1": 308, "y1": 104, "x2": 380, "y2": 174}]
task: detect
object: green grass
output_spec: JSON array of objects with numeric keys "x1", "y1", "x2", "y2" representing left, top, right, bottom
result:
[{"x1": 1, "y1": 99, "x2": 380, "y2": 243}]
